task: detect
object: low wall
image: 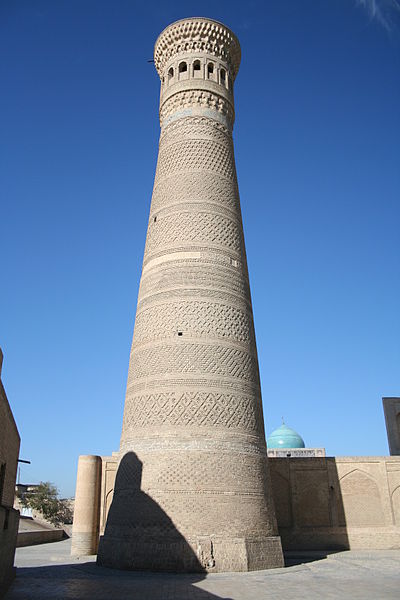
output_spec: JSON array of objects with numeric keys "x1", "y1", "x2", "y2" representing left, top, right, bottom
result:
[
  {"x1": 270, "y1": 456, "x2": 400, "y2": 550},
  {"x1": 17, "y1": 529, "x2": 64, "y2": 548},
  {"x1": 72, "y1": 453, "x2": 400, "y2": 554}
]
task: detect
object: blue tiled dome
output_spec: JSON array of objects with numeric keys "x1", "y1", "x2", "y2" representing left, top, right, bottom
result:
[{"x1": 267, "y1": 423, "x2": 305, "y2": 449}]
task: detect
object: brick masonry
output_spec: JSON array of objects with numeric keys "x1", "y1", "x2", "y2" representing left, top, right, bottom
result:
[
  {"x1": 0, "y1": 349, "x2": 21, "y2": 593},
  {"x1": 95, "y1": 17, "x2": 283, "y2": 572}
]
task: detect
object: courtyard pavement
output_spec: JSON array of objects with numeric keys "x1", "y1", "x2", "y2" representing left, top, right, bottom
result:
[{"x1": 5, "y1": 539, "x2": 400, "y2": 599}]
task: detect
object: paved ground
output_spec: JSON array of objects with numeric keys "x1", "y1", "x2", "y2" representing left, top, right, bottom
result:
[{"x1": 5, "y1": 539, "x2": 400, "y2": 599}]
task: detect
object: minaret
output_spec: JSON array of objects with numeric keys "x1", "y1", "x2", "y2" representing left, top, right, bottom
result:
[{"x1": 97, "y1": 17, "x2": 283, "y2": 572}]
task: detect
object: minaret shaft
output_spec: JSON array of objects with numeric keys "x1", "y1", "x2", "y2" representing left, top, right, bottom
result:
[{"x1": 98, "y1": 17, "x2": 283, "y2": 572}]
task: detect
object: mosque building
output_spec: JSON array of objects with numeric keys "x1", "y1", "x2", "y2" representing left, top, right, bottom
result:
[{"x1": 267, "y1": 422, "x2": 325, "y2": 458}]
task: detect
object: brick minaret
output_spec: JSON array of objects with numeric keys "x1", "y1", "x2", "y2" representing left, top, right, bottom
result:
[{"x1": 97, "y1": 17, "x2": 283, "y2": 572}]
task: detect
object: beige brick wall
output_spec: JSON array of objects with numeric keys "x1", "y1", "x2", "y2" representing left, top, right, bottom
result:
[
  {"x1": 0, "y1": 350, "x2": 21, "y2": 591},
  {"x1": 95, "y1": 454, "x2": 400, "y2": 552},
  {"x1": 99, "y1": 454, "x2": 117, "y2": 535},
  {"x1": 269, "y1": 456, "x2": 400, "y2": 550},
  {"x1": 0, "y1": 380, "x2": 20, "y2": 508}
]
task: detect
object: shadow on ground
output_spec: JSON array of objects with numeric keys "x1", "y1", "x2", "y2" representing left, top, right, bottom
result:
[
  {"x1": 6, "y1": 561, "x2": 234, "y2": 600},
  {"x1": 283, "y1": 550, "x2": 343, "y2": 567}
]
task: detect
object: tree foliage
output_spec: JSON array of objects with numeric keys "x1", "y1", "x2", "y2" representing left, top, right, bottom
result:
[{"x1": 17, "y1": 481, "x2": 73, "y2": 527}]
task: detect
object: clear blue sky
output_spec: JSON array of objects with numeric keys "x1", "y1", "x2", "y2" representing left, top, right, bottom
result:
[{"x1": 1, "y1": 1, "x2": 399, "y2": 497}]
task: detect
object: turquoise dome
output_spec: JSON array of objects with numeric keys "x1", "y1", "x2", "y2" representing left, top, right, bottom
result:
[{"x1": 267, "y1": 424, "x2": 305, "y2": 449}]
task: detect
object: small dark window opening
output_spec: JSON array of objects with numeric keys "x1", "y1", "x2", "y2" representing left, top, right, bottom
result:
[
  {"x1": 220, "y1": 69, "x2": 226, "y2": 83},
  {"x1": 177, "y1": 331, "x2": 183, "y2": 336},
  {"x1": 193, "y1": 60, "x2": 201, "y2": 71},
  {"x1": 153, "y1": 216, "x2": 157, "y2": 223},
  {"x1": 179, "y1": 62, "x2": 187, "y2": 73},
  {"x1": 207, "y1": 63, "x2": 214, "y2": 77},
  {"x1": 168, "y1": 67, "x2": 174, "y2": 80}
]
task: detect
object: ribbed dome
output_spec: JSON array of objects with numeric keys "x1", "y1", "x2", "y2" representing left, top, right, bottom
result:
[{"x1": 267, "y1": 424, "x2": 305, "y2": 449}]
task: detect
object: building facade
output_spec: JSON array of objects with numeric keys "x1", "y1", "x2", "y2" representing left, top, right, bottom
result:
[
  {"x1": 0, "y1": 349, "x2": 20, "y2": 593},
  {"x1": 383, "y1": 397, "x2": 400, "y2": 456}
]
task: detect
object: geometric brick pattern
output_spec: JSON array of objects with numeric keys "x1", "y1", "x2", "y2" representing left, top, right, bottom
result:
[
  {"x1": 98, "y1": 17, "x2": 283, "y2": 573},
  {"x1": 160, "y1": 116, "x2": 230, "y2": 145},
  {"x1": 151, "y1": 171, "x2": 240, "y2": 214},
  {"x1": 144, "y1": 211, "x2": 243, "y2": 257},
  {"x1": 159, "y1": 90, "x2": 234, "y2": 125},
  {"x1": 155, "y1": 452, "x2": 267, "y2": 489},
  {"x1": 155, "y1": 138, "x2": 236, "y2": 181},
  {"x1": 133, "y1": 300, "x2": 254, "y2": 344},
  {"x1": 126, "y1": 342, "x2": 260, "y2": 382},
  {"x1": 122, "y1": 390, "x2": 264, "y2": 433},
  {"x1": 139, "y1": 264, "x2": 250, "y2": 301}
]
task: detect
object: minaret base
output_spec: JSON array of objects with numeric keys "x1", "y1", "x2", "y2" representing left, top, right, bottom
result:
[{"x1": 97, "y1": 535, "x2": 284, "y2": 572}]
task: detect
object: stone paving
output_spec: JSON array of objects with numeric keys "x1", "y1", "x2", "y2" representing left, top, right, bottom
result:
[{"x1": 5, "y1": 539, "x2": 400, "y2": 599}]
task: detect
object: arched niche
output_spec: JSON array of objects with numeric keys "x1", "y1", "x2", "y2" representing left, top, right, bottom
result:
[
  {"x1": 207, "y1": 62, "x2": 215, "y2": 81},
  {"x1": 178, "y1": 61, "x2": 188, "y2": 81},
  {"x1": 391, "y1": 485, "x2": 400, "y2": 525},
  {"x1": 338, "y1": 469, "x2": 384, "y2": 527},
  {"x1": 193, "y1": 59, "x2": 202, "y2": 79}
]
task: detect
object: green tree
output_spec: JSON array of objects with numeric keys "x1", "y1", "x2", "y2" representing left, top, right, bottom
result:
[{"x1": 17, "y1": 481, "x2": 73, "y2": 527}]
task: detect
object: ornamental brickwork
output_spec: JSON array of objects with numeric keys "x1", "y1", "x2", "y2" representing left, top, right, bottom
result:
[{"x1": 97, "y1": 17, "x2": 283, "y2": 572}]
